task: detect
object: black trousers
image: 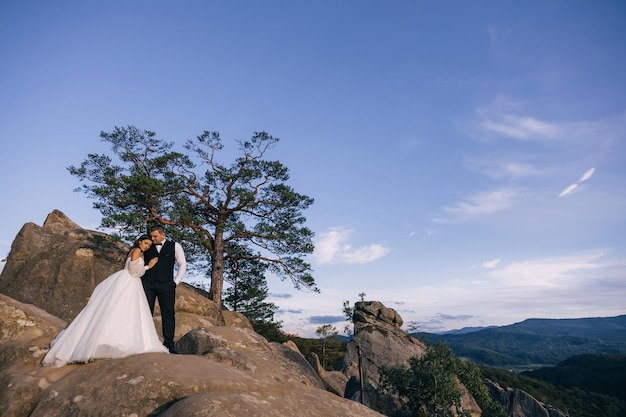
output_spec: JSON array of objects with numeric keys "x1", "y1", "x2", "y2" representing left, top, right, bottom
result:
[{"x1": 142, "y1": 283, "x2": 176, "y2": 348}]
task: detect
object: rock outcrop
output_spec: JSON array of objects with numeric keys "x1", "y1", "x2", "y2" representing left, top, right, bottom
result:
[
  {"x1": 485, "y1": 379, "x2": 569, "y2": 417},
  {"x1": 343, "y1": 301, "x2": 481, "y2": 416},
  {"x1": 0, "y1": 210, "x2": 384, "y2": 417},
  {"x1": 0, "y1": 210, "x2": 224, "y2": 336}
]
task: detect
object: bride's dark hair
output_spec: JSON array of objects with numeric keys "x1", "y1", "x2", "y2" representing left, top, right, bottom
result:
[
  {"x1": 134, "y1": 234, "x2": 152, "y2": 247},
  {"x1": 127, "y1": 234, "x2": 152, "y2": 257}
]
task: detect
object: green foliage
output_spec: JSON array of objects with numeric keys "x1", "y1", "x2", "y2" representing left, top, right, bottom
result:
[
  {"x1": 253, "y1": 319, "x2": 288, "y2": 343},
  {"x1": 289, "y1": 335, "x2": 346, "y2": 371},
  {"x1": 342, "y1": 300, "x2": 354, "y2": 336},
  {"x1": 380, "y1": 342, "x2": 505, "y2": 417},
  {"x1": 481, "y1": 366, "x2": 626, "y2": 417},
  {"x1": 315, "y1": 324, "x2": 339, "y2": 369},
  {"x1": 342, "y1": 293, "x2": 366, "y2": 336},
  {"x1": 522, "y1": 353, "x2": 626, "y2": 401},
  {"x1": 222, "y1": 244, "x2": 279, "y2": 330},
  {"x1": 231, "y1": 315, "x2": 345, "y2": 367},
  {"x1": 69, "y1": 126, "x2": 317, "y2": 308}
]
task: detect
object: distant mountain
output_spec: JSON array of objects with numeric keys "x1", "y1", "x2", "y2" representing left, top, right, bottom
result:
[
  {"x1": 437, "y1": 326, "x2": 496, "y2": 335},
  {"x1": 414, "y1": 315, "x2": 626, "y2": 370}
]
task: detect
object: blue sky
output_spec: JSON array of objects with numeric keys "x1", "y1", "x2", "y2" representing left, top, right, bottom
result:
[{"x1": 1, "y1": 1, "x2": 625, "y2": 337}]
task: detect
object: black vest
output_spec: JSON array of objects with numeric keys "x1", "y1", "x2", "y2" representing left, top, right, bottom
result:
[{"x1": 143, "y1": 240, "x2": 176, "y2": 285}]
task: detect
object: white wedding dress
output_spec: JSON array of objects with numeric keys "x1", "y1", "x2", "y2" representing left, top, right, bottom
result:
[{"x1": 42, "y1": 257, "x2": 169, "y2": 367}]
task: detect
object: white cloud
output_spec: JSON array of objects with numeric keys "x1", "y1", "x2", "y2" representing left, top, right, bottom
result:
[
  {"x1": 472, "y1": 96, "x2": 626, "y2": 144},
  {"x1": 486, "y1": 250, "x2": 606, "y2": 287},
  {"x1": 481, "y1": 115, "x2": 559, "y2": 140},
  {"x1": 482, "y1": 259, "x2": 501, "y2": 269},
  {"x1": 559, "y1": 167, "x2": 595, "y2": 197},
  {"x1": 502, "y1": 162, "x2": 538, "y2": 179},
  {"x1": 559, "y1": 183, "x2": 578, "y2": 197},
  {"x1": 436, "y1": 188, "x2": 520, "y2": 222},
  {"x1": 313, "y1": 226, "x2": 391, "y2": 265},
  {"x1": 580, "y1": 168, "x2": 595, "y2": 182},
  {"x1": 464, "y1": 157, "x2": 541, "y2": 180},
  {"x1": 277, "y1": 249, "x2": 625, "y2": 337}
]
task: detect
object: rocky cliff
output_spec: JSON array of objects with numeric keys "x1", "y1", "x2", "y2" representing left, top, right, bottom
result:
[{"x1": 0, "y1": 210, "x2": 569, "y2": 417}]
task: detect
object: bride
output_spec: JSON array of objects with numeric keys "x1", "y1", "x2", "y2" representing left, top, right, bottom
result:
[{"x1": 42, "y1": 235, "x2": 169, "y2": 367}]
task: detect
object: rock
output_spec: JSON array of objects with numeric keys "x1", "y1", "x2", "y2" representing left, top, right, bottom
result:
[
  {"x1": 344, "y1": 301, "x2": 481, "y2": 417},
  {"x1": 0, "y1": 211, "x2": 127, "y2": 321},
  {"x1": 344, "y1": 301, "x2": 426, "y2": 388},
  {"x1": 485, "y1": 379, "x2": 568, "y2": 417},
  {"x1": 353, "y1": 300, "x2": 404, "y2": 328},
  {"x1": 0, "y1": 210, "x2": 226, "y2": 340},
  {"x1": 306, "y1": 352, "x2": 349, "y2": 396},
  {"x1": 0, "y1": 210, "x2": 385, "y2": 417},
  {"x1": 0, "y1": 286, "x2": 385, "y2": 417},
  {"x1": 222, "y1": 310, "x2": 253, "y2": 329}
]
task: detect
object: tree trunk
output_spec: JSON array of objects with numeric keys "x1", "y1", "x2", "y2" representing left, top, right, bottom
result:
[{"x1": 209, "y1": 228, "x2": 225, "y2": 308}]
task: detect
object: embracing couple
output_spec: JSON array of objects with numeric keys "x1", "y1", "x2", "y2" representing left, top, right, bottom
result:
[{"x1": 42, "y1": 225, "x2": 186, "y2": 367}]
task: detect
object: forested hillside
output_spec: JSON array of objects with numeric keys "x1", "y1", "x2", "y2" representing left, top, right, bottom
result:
[
  {"x1": 416, "y1": 315, "x2": 626, "y2": 369},
  {"x1": 481, "y1": 354, "x2": 626, "y2": 417},
  {"x1": 522, "y1": 353, "x2": 626, "y2": 401}
]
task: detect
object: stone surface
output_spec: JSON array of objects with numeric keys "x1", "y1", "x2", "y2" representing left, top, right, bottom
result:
[
  {"x1": 485, "y1": 379, "x2": 568, "y2": 417},
  {"x1": 0, "y1": 210, "x2": 128, "y2": 322},
  {"x1": 0, "y1": 282, "x2": 385, "y2": 417},
  {"x1": 0, "y1": 210, "x2": 225, "y2": 340},
  {"x1": 306, "y1": 351, "x2": 349, "y2": 396}
]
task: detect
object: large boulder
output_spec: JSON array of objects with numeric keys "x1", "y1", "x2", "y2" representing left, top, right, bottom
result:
[
  {"x1": 306, "y1": 351, "x2": 349, "y2": 396},
  {"x1": 0, "y1": 210, "x2": 224, "y2": 339},
  {"x1": 484, "y1": 379, "x2": 568, "y2": 417},
  {"x1": 0, "y1": 210, "x2": 128, "y2": 321},
  {"x1": 344, "y1": 301, "x2": 424, "y2": 386}
]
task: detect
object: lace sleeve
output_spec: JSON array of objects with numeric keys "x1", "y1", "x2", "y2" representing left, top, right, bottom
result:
[{"x1": 126, "y1": 257, "x2": 147, "y2": 278}]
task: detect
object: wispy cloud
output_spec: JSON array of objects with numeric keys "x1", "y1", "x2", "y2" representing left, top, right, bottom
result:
[
  {"x1": 500, "y1": 162, "x2": 539, "y2": 179},
  {"x1": 580, "y1": 168, "x2": 595, "y2": 182},
  {"x1": 482, "y1": 259, "x2": 501, "y2": 269},
  {"x1": 487, "y1": 250, "x2": 606, "y2": 287},
  {"x1": 482, "y1": 115, "x2": 560, "y2": 140},
  {"x1": 313, "y1": 227, "x2": 391, "y2": 265},
  {"x1": 464, "y1": 157, "x2": 542, "y2": 180},
  {"x1": 559, "y1": 184, "x2": 578, "y2": 197},
  {"x1": 473, "y1": 96, "x2": 625, "y2": 144},
  {"x1": 435, "y1": 188, "x2": 521, "y2": 222},
  {"x1": 559, "y1": 167, "x2": 595, "y2": 197},
  {"x1": 276, "y1": 250, "x2": 625, "y2": 337}
]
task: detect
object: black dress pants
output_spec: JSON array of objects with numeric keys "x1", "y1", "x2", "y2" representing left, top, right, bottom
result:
[{"x1": 143, "y1": 283, "x2": 176, "y2": 348}]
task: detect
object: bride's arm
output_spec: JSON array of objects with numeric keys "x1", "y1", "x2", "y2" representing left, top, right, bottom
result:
[
  {"x1": 130, "y1": 248, "x2": 142, "y2": 261},
  {"x1": 127, "y1": 248, "x2": 148, "y2": 277}
]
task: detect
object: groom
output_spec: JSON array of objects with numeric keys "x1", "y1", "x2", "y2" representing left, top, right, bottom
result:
[{"x1": 143, "y1": 225, "x2": 187, "y2": 354}]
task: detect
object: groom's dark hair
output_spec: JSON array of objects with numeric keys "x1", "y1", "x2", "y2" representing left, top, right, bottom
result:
[{"x1": 149, "y1": 225, "x2": 165, "y2": 234}]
